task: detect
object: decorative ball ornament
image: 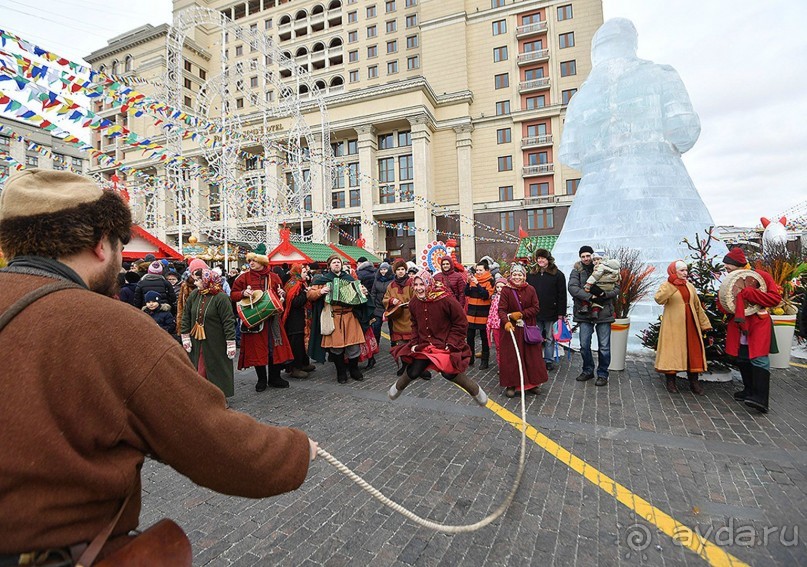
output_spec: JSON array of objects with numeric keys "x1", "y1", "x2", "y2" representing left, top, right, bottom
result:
[
  {"x1": 420, "y1": 240, "x2": 448, "y2": 272},
  {"x1": 188, "y1": 235, "x2": 198, "y2": 244}
]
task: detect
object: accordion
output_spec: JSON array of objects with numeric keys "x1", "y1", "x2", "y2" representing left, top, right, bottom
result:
[{"x1": 327, "y1": 277, "x2": 367, "y2": 306}]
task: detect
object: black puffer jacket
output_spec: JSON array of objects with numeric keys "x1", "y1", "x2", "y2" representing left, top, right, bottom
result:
[
  {"x1": 526, "y1": 265, "x2": 567, "y2": 321},
  {"x1": 134, "y1": 274, "x2": 177, "y2": 309},
  {"x1": 356, "y1": 261, "x2": 377, "y2": 291}
]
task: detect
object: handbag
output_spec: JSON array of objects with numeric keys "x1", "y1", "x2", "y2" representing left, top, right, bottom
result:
[
  {"x1": 510, "y1": 288, "x2": 543, "y2": 345},
  {"x1": 320, "y1": 301, "x2": 335, "y2": 336}
]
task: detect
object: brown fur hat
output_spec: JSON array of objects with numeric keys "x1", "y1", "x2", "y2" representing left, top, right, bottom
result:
[
  {"x1": 0, "y1": 170, "x2": 131, "y2": 259},
  {"x1": 392, "y1": 258, "x2": 408, "y2": 272},
  {"x1": 246, "y1": 252, "x2": 270, "y2": 266}
]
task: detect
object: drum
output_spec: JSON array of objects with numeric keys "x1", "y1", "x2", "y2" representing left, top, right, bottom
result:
[
  {"x1": 237, "y1": 289, "x2": 283, "y2": 329},
  {"x1": 718, "y1": 269, "x2": 767, "y2": 316}
]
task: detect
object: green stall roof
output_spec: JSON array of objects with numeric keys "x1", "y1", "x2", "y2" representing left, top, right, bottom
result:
[
  {"x1": 332, "y1": 244, "x2": 382, "y2": 264},
  {"x1": 515, "y1": 235, "x2": 559, "y2": 258}
]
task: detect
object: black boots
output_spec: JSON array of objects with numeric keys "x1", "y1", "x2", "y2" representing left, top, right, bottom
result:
[
  {"x1": 348, "y1": 357, "x2": 364, "y2": 381},
  {"x1": 365, "y1": 356, "x2": 376, "y2": 370},
  {"x1": 733, "y1": 361, "x2": 753, "y2": 401},
  {"x1": 665, "y1": 374, "x2": 678, "y2": 393},
  {"x1": 744, "y1": 366, "x2": 770, "y2": 413},
  {"x1": 479, "y1": 351, "x2": 490, "y2": 370},
  {"x1": 331, "y1": 354, "x2": 348, "y2": 383},
  {"x1": 687, "y1": 372, "x2": 704, "y2": 396}
]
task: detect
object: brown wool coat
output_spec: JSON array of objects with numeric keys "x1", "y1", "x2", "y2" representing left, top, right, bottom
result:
[
  {"x1": 654, "y1": 281, "x2": 712, "y2": 372},
  {"x1": 383, "y1": 278, "x2": 415, "y2": 340},
  {"x1": 0, "y1": 273, "x2": 311, "y2": 555}
]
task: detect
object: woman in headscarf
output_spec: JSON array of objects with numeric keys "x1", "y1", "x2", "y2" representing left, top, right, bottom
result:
[
  {"x1": 181, "y1": 269, "x2": 236, "y2": 398},
  {"x1": 176, "y1": 258, "x2": 208, "y2": 336},
  {"x1": 366, "y1": 261, "x2": 393, "y2": 369},
  {"x1": 231, "y1": 252, "x2": 294, "y2": 391},
  {"x1": 654, "y1": 260, "x2": 712, "y2": 395},
  {"x1": 283, "y1": 263, "x2": 316, "y2": 378},
  {"x1": 498, "y1": 263, "x2": 548, "y2": 398},
  {"x1": 388, "y1": 269, "x2": 488, "y2": 406}
]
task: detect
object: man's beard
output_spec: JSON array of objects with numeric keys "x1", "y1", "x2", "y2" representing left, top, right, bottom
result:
[{"x1": 89, "y1": 258, "x2": 122, "y2": 297}]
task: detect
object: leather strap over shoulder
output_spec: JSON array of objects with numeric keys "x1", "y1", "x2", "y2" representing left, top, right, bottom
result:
[{"x1": 0, "y1": 280, "x2": 81, "y2": 333}]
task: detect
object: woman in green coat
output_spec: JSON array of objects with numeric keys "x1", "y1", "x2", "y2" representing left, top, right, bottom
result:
[{"x1": 181, "y1": 269, "x2": 236, "y2": 397}]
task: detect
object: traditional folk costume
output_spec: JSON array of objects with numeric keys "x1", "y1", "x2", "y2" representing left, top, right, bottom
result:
[
  {"x1": 282, "y1": 264, "x2": 316, "y2": 378},
  {"x1": 498, "y1": 264, "x2": 548, "y2": 397},
  {"x1": 180, "y1": 269, "x2": 236, "y2": 397},
  {"x1": 718, "y1": 248, "x2": 782, "y2": 413},
  {"x1": 389, "y1": 270, "x2": 488, "y2": 406},
  {"x1": 382, "y1": 259, "x2": 415, "y2": 345},
  {"x1": 231, "y1": 253, "x2": 294, "y2": 391},
  {"x1": 654, "y1": 261, "x2": 712, "y2": 394}
]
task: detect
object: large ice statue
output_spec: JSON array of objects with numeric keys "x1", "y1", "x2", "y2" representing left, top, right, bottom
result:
[{"x1": 552, "y1": 18, "x2": 725, "y2": 348}]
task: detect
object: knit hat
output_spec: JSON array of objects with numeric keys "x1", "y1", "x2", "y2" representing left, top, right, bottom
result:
[
  {"x1": 147, "y1": 261, "x2": 163, "y2": 274},
  {"x1": 579, "y1": 245, "x2": 594, "y2": 256},
  {"x1": 723, "y1": 247, "x2": 748, "y2": 267},
  {"x1": 144, "y1": 253, "x2": 156, "y2": 262},
  {"x1": 122, "y1": 261, "x2": 132, "y2": 271},
  {"x1": 188, "y1": 258, "x2": 208, "y2": 273},
  {"x1": 144, "y1": 291, "x2": 162, "y2": 304},
  {"x1": 379, "y1": 262, "x2": 391, "y2": 271},
  {"x1": 357, "y1": 256, "x2": 368, "y2": 263},
  {"x1": 246, "y1": 252, "x2": 270, "y2": 267},
  {"x1": 124, "y1": 271, "x2": 141, "y2": 284},
  {"x1": 509, "y1": 263, "x2": 527, "y2": 275},
  {"x1": 392, "y1": 258, "x2": 407, "y2": 271}
]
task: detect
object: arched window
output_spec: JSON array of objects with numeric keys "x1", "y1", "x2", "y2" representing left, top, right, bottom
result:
[
  {"x1": 311, "y1": 4, "x2": 325, "y2": 15},
  {"x1": 124, "y1": 55, "x2": 133, "y2": 72},
  {"x1": 295, "y1": 47, "x2": 308, "y2": 57},
  {"x1": 328, "y1": 37, "x2": 343, "y2": 48},
  {"x1": 98, "y1": 65, "x2": 106, "y2": 73},
  {"x1": 279, "y1": 15, "x2": 292, "y2": 25},
  {"x1": 295, "y1": 9, "x2": 308, "y2": 21},
  {"x1": 111, "y1": 60, "x2": 118, "y2": 75},
  {"x1": 328, "y1": 0, "x2": 341, "y2": 9},
  {"x1": 329, "y1": 75, "x2": 344, "y2": 87},
  {"x1": 312, "y1": 42, "x2": 325, "y2": 53}
]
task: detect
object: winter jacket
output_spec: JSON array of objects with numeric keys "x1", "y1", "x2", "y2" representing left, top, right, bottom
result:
[
  {"x1": 478, "y1": 256, "x2": 501, "y2": 280},
  {"x1": 527, "y1": 265, "x2": 568, "y2": 321},
  {"x1": 434, "y1": 266, "x2": 466, "y2": 307},
  {"x1": 118, "y1": 282, "x2": 138, "y2": 306},
  {"x1": 143, "y1": 303, "x2": 177, "y2": 336},
  {"x1": 356, "y1": 261, "x2": 377, "y2": 292},
  {"x1": 133, "y1": 274, "x2": 176, "y2": 309},
  {"x1": 465, "y1": 272, "x2": 494, "y2": 327},
  {"x1": 568, "y1": 261, "x2": 618, "y2": 323},
  {"x1": 654, "y1": 282, "x2": 711, "y2": 372},
  {"x1": 370, "y1": 272, "x2": 393, "y2": 318}
]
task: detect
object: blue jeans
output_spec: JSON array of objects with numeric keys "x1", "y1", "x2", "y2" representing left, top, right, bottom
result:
[
  {"x1": 537, "y1": 320, "x2": 555, "y2": 364},
  {"x1": 579, "y1": 321, "x2": 611, "y2": 379}
]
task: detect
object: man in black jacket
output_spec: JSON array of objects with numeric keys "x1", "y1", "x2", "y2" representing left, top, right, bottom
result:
[{"x1": 526, "y1": 248, "x2": 567, "y2": 371}]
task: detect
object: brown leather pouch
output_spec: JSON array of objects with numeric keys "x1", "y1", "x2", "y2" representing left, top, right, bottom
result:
[{"x1": 93, "y1": 520, "x2": 191, "y2": 567}]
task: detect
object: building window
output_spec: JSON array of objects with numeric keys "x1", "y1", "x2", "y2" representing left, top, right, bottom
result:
[
  {"x1": 562, "y1": 88, "x2": 577, "y2": 104},
  {"x1": 348, "y1": 30, "x2": 359, "y2": 43},
  {"x1": 348, "y1": 163, "x2": 360, "y2": 186},
  {"x1": 498, "y1": 185, "x2": 513, "y2": 201},
  {"x1": 184, "y1": 60, "x2": 192, "y2": 71},
  {"x1": 199, "y1": 69, "x2": 206, "y2": 80},
  {"x1": 349, "y1": 69, "x2": 360, "y2": 82},
  {"x1": 407, "y1": 55, "x2": 419, "y2": 70},
  {"x1": 494, "y1": 73, "x2": 509, "y2": 89},
  {"x1": 350, "y1": 189, "x2": 361, "y2": 207},
  {"x1": 492, "y1": 20, "x2": 507, "y2": 35},
  {"x1": 500, "y1": 212, "x2": 515, "y2": 231},
  {"x1": 527, "y1": 208, "x2": 554, "y2": 229},
  {"x1": 387, "y1": 39, "x2": 398, "y2": 53},
  {"x1": 367, "y1": 5, "x2": 377, "y2": 17},
  {"x1": 386, "y1": 19, "x2": 397, "y2": 32},
  {"x1": 491, "y1": 0, "x2": 505, "y2": 7},
  {"x1": 398, "y1": 131, "x2": 411, "y2": 146},
  {"x1": 379, "y1": 157, "x2": 395, "y2": 181},
  {"x1": 347, "y1": 139, "x2": 358, "y2": 154},
  {"x1": 529, "y1": 182, "x2": 550, "y2": 196},
  {"x1": 497, "y1": 156, "x2": 513, "y2": 171},
  {"x1": 332, "y1": 191, "x2": 346, "y2": 208},
  {"x1": 184, "y1": 95, "x2": 192, "y2": 107},
  {"x1": 333, "y1": 166, "x2": 346, "y2": 189},
  {"x1": 524, "y1": 67, "x2": 544, "y2": 80},
  {"x1": 522, "y1": 13, "x2": 541, "y2": 25},
  {"x1": 236, "y1": 97, "x2": 244, "y2": 109},
  {"x1": 557, "y1": 4, "x2": 573, "y2": 21},
  {"x1": 368, "y1": 65, "x2": 378, "y2": 78},
  {"x1": 265, "y1": 18, "x2": 273, "y2": 29},
  {"x1": 560, "y1": 60, "x2": 577, "y2": 77},
  {"x1": 250, "y1": 76, "x2": 259, "y2": 88},
  {"x1": 525, "y1": 95, "x2": 545, "y2": 110},
  {"x1": 495, "y1": 100, "x2": 511, "y2": 115},
  {"x1": 53, "y1": 154, "x2": 66, "y2": 170},
  {"x1": 368, "y1": 45, "x2": 378, "y2": 58},
  {"x1": 380, "y1": 185, "x2": 396, "y2": 204},
  {"x1": 566, "y1": 178, "x2": 580, "y2": 195},
  {"x1": 405, "y1": 14, "x2": 417, "y2": 27},
  {"x1": 348, "y1": 10, "x2": 358, "y2": 22},
  {"x1": 523, "y1": 39, "x2": 543, "y2": 53},
  {"x1": 400, "y1": 182, "x2": 414, "y2": 201},
  {"x1": 0, "y1": 136, "x2": 10, "y2": 151},
  {"x1": 406, "y1": 34, "x2": 418, "y2": 48},
  {"x1": 71, "y1": 157, "x2": 82, "y2": 170},
  {"x1": 349, "y1": 49, "x2": 359, "y2": 62},
  {"x1": 493, "y1": 46, "x2": 508, "y2": 62},
  {"x1": 527, "y1": 123, "x2": 547, "y2": 137},
  {"x1": 405, "y1": 0, "x2": 417, "y2": 6},
  {"x1": 528, "y1": 152, "x2": 549, "y2": 165},
  {"x1": 26, "y1": 154, "x2": 39, "y2": 167},
  {"x1": 386, "y1": 0, "x2": 396, "y2": 13},
  {"x1": 124, "y1": 56, "x2": 133, "y2": 72},
  {"x1": 387, "y1": 60, "x2": 399, "y2": 74},
  {"x1": 378, "y1": 133, "x2": 394, "y2": 149},
  {"x1": 497, "y1": 128, "x2": 511, "y2": 144},
  {"x1": 184, "y1": 77, "x2": 192, "y2": 89},
  {"x1": 367, "y1": 25, "x2": 377, "y2": 38},
  {"x1": 303, "y1": 195, "x2": 312, "y2": 210},
  {"x1": 331, "y1": 141, "x2": 345, "y2": 156},
  {"x1": 399, "y1": 155, "x2": 413, "y2": 180},
  {"x1": 235, "y1": 45, "x2": 243, "y2": 56},
  {"x1": 559, "y1": 32, "x2": 574, "y2": 49}
]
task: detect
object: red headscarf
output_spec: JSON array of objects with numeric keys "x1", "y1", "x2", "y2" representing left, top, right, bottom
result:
[
  {"x1": 413, "y1": 269, "x2": 448, "y2": 302},
  {"x1": 667, "y1": 260, "x2": 688, "y2": 287}
]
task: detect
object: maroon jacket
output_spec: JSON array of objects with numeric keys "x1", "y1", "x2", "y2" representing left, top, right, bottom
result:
[{"x1": 434, "y1": 266, "x2": 466, "y2": 307}]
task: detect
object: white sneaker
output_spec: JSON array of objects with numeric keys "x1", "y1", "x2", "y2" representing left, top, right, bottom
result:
[
  {"x1": 388, "y1": 383, "x2": 402, "y2": 400},
  {"x1": 474, "y1": 387, "x2": 488, "y2": 407}
]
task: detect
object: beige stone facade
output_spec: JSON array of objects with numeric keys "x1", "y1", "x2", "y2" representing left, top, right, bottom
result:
[
  {"x1": 85, "y1": 0, "x2": 602, "y2": 262},
  {"x1": 0, "y1": 116, "x2": 88, "y2": 179}
]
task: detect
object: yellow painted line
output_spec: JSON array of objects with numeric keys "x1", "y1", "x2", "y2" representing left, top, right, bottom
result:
[
  {"x1": 381, "y1": 331, "x2": 391, "y2": 341},
  {"x1": 790, "y1": 361, "x2": 807, "y2": 369},
  {"x1": 485, "y1": 398, "x2": 749, "y2": 567}
]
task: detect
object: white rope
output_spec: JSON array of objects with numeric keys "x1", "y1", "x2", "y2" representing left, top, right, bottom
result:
[{"x1": 315, "y1": 329, "x2": 529, "y2": 533}]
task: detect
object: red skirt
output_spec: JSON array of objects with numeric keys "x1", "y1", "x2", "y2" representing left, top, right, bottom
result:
[{"x1": 410, "y1": 345, "x2": 460, "y2": 374}]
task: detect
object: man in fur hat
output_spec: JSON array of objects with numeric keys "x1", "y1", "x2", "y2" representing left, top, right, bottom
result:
[{"x1": 0, "y1": 170, "x2": 317, "y2": 562}]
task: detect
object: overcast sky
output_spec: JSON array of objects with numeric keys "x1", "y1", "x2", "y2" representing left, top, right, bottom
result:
[{"x1": 2, "y1": 0, "x2": 805, "y2": 227}]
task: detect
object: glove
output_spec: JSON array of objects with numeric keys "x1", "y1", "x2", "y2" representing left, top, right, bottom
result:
[
  {"x1": 504, "y1": 322, "x2": 515, "y2": 333},
  {"x1": 509, "y1": 311, "x2": 523, "y2": 322},
  {"x1": 181, "y1": 334, "x2": 192, "y2": 352},
  {"x1": 391, "y1": 298, "x2": 400, "y2": 305},
  {"x1": 226, "y1": 340, "x2": 236, "y2": 359}
]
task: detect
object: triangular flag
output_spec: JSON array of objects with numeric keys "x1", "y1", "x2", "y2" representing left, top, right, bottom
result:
[{"x1": 518, "y1": 221, "x2": 528, "y2": 239}]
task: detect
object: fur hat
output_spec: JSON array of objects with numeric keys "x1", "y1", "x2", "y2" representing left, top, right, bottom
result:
[
  {"x1": 0, "y1": 169, "x2": 131, "y2": 259},
  {"x1": 147, "y1": 261, "x2": 163, "y2": 274},
  {"x1": 144, "y1": 291, "x2": 162, "y2": 304},
  {"x1": 579, "y1": 245, "x2": 594, "y2": 256},
  {"x1": 723, "y1": 247, "x2": 748, "y2": 267},
  {"x1": 124, "y1": 271, "x2": 141, "y2": 284},
  {"x1": 391, "y1": 258, "x2": 407, "y2": 272},
  {"x1": 533, "y1": 248, "x2": 554, "y2": 261},
  {"x1": 326, "y1": 254, "x2": 343, "y2": 267},
  {"x1": 246, "y1": 252, "x2": 270, "y2": 267}
]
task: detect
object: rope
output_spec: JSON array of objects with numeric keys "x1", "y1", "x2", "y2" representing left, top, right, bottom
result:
[{"x1": 315, "y1": 328, "x2": 529, "y2": 533}]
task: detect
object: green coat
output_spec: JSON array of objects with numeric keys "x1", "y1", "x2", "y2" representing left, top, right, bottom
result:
[{"x1": 181, "y1": 290, "x2": 236, "y2": 397}]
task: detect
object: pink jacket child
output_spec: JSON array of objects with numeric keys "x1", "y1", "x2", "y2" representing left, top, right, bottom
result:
[{"x1": 486, "y1": 279, "x2": 507, "y2": 366}]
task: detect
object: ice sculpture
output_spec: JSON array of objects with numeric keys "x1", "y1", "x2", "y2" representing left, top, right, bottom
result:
[{"x1": 551, "y1": 18, "x2": 726, "y2": 350}]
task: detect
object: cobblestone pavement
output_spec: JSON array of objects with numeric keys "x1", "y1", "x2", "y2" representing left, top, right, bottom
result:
[{"x1": 140, "y1": 341, "x2": 807, "y2": 566}]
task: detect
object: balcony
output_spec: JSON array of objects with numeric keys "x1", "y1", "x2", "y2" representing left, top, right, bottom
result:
[
  {"x1": 521, "y1": 135, "x2": 553, "y2": 149},
  {"x1": 516, "y1": 21, "x2": 548, "y2": 37},
  {"x1": 522, "y1": 163, "x2": 554, "y2": 177},
  {"x1": 517, "y1": 49, "x2": 549, "y2": 65},
  {"x1": 519, "y1": 78, "x2": 551, "y2": 93},
  {"x1": 524, "y1": 195, "x2": 557, "y2": 206}
]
